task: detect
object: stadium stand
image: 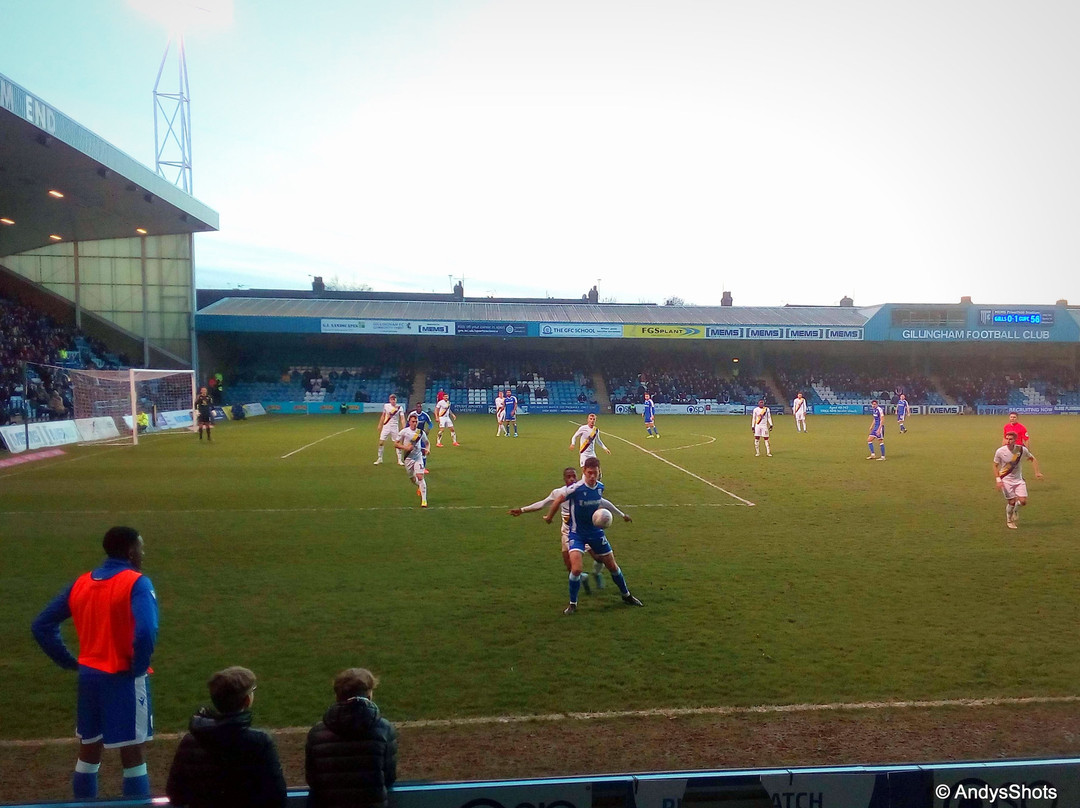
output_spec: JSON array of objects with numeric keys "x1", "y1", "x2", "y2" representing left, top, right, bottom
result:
[
  {"x1": 422, "y1": 349, "x2": 594, "y2": 408},
  {"x1": 771, "y1": 359, "x2": 941, "y2": 407},
  {"x1": 226, "y1": 364, "x2": 412, "y2": 407},
  {"x1": 936, "y1": 361, "x2": 1080, "y2": 408},
  {"x1": 605, "y1": 357, "x2": 748, "y2": 406}
]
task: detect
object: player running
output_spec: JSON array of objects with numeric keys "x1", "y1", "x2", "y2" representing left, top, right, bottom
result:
[
  {"x1": 374, "y1": 393, "x2": 405, "y2": 466},
  {"x1": 508, "y1": 467, "x2": 614, "y2": 593},
  {"x1": 395, "y1": 413, "x2": 429, "y2": 507},
  {"x1": 993, "y1": 430, "x2": 1044, "y2": 529},
  {"x1": 435, "y1": 393, "x2": 458, "y2": 447},
  {"x1": 642, "y1": 393, "x2": 659, "y2": 438},
  {"x1": 866, "y1": 399, "x2": 886, "y2": 460},
  {"x1": 503, "y1": 390, "x2": 519, "y2": 437},
  {"x1": 896, "y1": 394, "x2": 909, "y2": 433},
  {"x1": 494, "y1": 390, "x2": 506, "y2": 436},
  {"x1": 570, "y1": 413, "x2": 610, "y2": 467},
  {"x1": 751, "y1": 399, "x2": 773, "y2": 457},
  {"x1": 544, "y1": 457, "x2": 642, "y2": 615},
  {"x1": 792, "y1": 392, "x2": 808, "y2": 433},
  {"x1": 194, "y1": 386, "x2": 213, "y2": 442}
]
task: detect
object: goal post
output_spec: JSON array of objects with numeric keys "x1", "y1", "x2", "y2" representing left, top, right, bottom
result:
[{"x1": 64, "y1": 367, "x2": 198, "y2": 445}]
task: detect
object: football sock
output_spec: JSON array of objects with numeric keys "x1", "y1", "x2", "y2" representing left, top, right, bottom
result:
[
  {"x1": 122, "y1": 764, "x2": 149, "y2": 798},
  {"x1": 593, "y1": 560, "x2": 605, "y2": 576},
  {"x1": 569, "y1": 572, "x2": 582, "y2": 603},
  {"x1": 1006, "y1": 504, "x2": 1014, "y2": 521},
  {"x1": 451, "y1": 430, "x2": 457, "y2": 441},
  {"x1": 73, "y1": 761, "x2": 99, "y2": 799},
  {"x1": 611, "y1": 567, "x2": 629, "y2": 596},
  {"x1": 377, "y1": 446, "x2": 384, "y2": 460},
  {"x1": 879, "y1": 443, "x2": 885, "y2": 457},
  {"x1": 867, "y1": 442, "x2": 875, "y2": 455},
  {"x1": 396, "y1": 449, "x2": 403, "y2": 462}
]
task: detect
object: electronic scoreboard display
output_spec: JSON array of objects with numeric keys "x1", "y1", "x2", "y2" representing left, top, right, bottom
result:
[{"x1": 979, "y1": 310, "x2": 1054, "y2": 326}]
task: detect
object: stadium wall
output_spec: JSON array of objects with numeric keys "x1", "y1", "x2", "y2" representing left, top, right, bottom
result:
[{"x1": 7, "y1": 758, "x2": 1078, "y2": 807}]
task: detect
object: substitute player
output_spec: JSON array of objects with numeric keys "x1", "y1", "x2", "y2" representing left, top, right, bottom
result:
[
  {"x1": 508, "y1": 467, "x2": 617, "y2": 593},
  {"x1": 570, "y1": 413, "x2": 610, "y2": 467},
  {"x1": 544, "y1": 457, "x2": 642, "y2": 615},
  {"x1": 1002, "y1": 411, "x2": 1030, "y2": 446},
  {"x1": 503, "y1": 389, "x2": 519, "y2": 437},
  {"x1": 395, "y1": 413, "x2": 429, "y2": 507},
  {"x1": 866, "y1": 399, "x2": 886, "y2": 460},
  {"x1": 435, "y1": 393, "x2": 458, "y2": 447},
  {"x1": 32, "y1": 527, "x2": 158, "y2": 799},
  {"x1": 792, "y1": 392, "x2": 808, "y2": 433},
  {"x1": 994, "y1": 430, "x2": 1044, "y2": 529},
  {"x1": 642, "y1": 393, "x2": 659, "y2": 438},
  {"x1": 374, "y1": 393, "x2": 405, "y2": 466},
  {"x1": 494, "y1": 390, "x2": 506, "y2": 436},
  {"x1": 194, "y1": 386, "x2": 213, "y2": 442},
  {"x1": 896, "y1": 394, "x2": 909, "y2": 434},
  {"x1": 751, "y1": 399, "x2": 773, "y2": 457}
]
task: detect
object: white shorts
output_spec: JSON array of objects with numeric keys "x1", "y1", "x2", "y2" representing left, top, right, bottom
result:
[
  {"x1": 496, "y1": 412, "x2": 505, "y2": 423},
  {"x1": 439, "y1": 415, "x2": 453, "y2": 428},
  {"x1": 560, "y1": 520, "x2": 570, "y2": 552},
  {"x1": 1001, "y1": 478, "x2": 1028, "y2": 500},
  {"x1": 379, "y1": 424, "x2": 399, "y2": 442},
  {"x1": 754, "y1": 426, "x2": 771, "y2": 438},
  {"x1": 794, "y1": 414, "x2": 806, "y2": 423},
  {"x1": 405, "y1": 458, "x2": 423, "y2": 482}
]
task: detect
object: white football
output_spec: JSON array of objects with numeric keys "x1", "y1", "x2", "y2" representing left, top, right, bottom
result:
[{"x1": 592, "y1": 508, "x2": 613, "y2": 528}]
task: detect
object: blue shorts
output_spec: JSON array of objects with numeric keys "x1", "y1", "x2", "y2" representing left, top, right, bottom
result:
[
  {"x1": 869, "y1": 426, "x2": 884, "y2": 439},
  {"x1": 77, "y1": 671, "x2": 153, "y2": 748},
  {"x1": 568, "y1": 531, "x2": 612, "y2": 557}
]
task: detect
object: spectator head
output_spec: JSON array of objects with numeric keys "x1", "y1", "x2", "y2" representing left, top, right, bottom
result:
[
  {"x1": 102, "y1": 526, "x2": 143, "y2": 569},
  {"x1": 199, "y1": 387, "x2": 208, "y2": 396},
  {"x1": 334, "y1": 668, "x2": 378, "y2": 702},
  {"x1": 208, "y1": 666, "x2": 257, "y2": 714}
]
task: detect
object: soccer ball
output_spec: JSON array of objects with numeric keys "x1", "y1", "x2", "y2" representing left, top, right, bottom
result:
[{"x1": 592, "y1": 508, "x2": 613, "y2": 528}]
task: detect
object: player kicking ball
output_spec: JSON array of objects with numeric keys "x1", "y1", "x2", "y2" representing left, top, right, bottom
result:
[
  {"x1": 993, "y1": 430, "x2": 1044, "y2": 529},
  {"x1": 395, "y1": 414, "x2": 429, "y2": 508},
  {"x1": 544, "y1": 457, "x2": 642, "y2": 614}
]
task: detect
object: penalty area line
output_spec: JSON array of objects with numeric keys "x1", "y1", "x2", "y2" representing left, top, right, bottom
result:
[
  {"x1": 572, "y1": 421, "x2": 755, "y2": 507},
  {"x1": 6, "y1": 695, "x2": 1079, "y2": 747},
  {"x1": 280, "y1": 427, "x2": 355, "y2": 459}
]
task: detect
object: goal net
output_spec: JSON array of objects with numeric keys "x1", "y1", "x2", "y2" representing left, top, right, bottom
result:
[{"x1": 66, "y1": 368, "x2": 198, "y2": 445}]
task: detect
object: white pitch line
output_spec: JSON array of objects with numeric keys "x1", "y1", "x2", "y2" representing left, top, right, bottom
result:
[
  {"x1": 0, "y1": 503, "x2": 747, "y2": 517},
  {"x1": 4, "y1": 694, "x2": 1078, "y2": 747},
  {"x1": 653, "y1": 434, "x2": 717, "y2": 453},
  {"x1": 573, "y1": 421, "x2": 755, "y2": 507},
  {"x1": 280, "y1": 427, "x2": 355, "y2": 459}
]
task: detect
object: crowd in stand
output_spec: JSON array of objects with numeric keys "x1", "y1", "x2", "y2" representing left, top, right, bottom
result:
[
  {"x1": 939, "y1": 362, "x2": 1080, "y2": 406},
  {"x1": 773, "y1": 360, "x2": 934, "y2": 403},
  {"x1": 605, "y1": 357, "x2": 765, "y2": 405},
  {"x1": 0, "y1": 296, "x2": 84, "y2": 425}
]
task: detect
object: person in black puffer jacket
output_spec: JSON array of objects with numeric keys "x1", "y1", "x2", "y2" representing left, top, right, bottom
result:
[
  {"x1": 305, "y1": 667, "x2": 398, "y2": 808},
  {"x1": 166, "y1": 666, "x2": 287, "y2": 808}
]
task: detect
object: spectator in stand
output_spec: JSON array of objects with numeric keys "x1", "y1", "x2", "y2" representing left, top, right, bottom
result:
[
  {"x1": 166, "y1": 666, "x2": 287, "y2": 808},
  {"x1": 306, "y1": 668, "x2": 399, "y2": 808}
]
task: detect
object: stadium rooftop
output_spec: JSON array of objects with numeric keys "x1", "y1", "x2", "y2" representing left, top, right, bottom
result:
[{"x1": 0, "y1": 72, "x2": 218, "y2": 256}]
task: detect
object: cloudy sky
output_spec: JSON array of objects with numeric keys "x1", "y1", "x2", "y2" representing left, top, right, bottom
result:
[{"x1": 3, "y1": 1, "x2": 1078, "y2": 306}]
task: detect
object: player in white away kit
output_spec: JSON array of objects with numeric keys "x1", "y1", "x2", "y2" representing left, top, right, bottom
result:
[
  {"x1": 374, "y1": 393, "x2": 405, "y2": 466},
  {"x1": 792, "y1": 392, "x2": 808, "y2": 433},
  {"x1": 494, "y1": 391, "x2": 506, "y2": 436},
  {"x1": 395, "y1": 413, "x2": 429, "y2": 507},
  {"x1": 570, "y1": 413, "x2": 610, "y2": 467},
  {"x1": 993, "y1": 430, "x2": 1044, "y2": 529},
  {"x1": 508, "y1": 467, "x2": 615, "y2": 593},
  {"x1": 434, "y1": 394, "x2": 458, "y2": 447},
  {"x1": 751, "y1": 399, "x2": 773, "y2": 456}
]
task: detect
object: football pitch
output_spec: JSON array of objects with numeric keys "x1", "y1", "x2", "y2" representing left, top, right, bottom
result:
[{"x1": 2, "y1": 412, "x2": 1078, "y2": 747}]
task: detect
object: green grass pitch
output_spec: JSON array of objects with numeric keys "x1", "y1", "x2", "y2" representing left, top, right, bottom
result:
[{"x1": 1, "y1": 412, "x2": 1077, "y2": 741}]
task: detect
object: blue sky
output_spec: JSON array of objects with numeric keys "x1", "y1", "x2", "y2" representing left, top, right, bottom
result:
[{"x1": 2, "y1": 1, "x2": 1079, "y2": 306}]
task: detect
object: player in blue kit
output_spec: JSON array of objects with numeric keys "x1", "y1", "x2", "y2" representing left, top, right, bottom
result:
[
  {"x1": 896, "y1": 394, "x2": 908, "y2": 433},
  {"x1": 411, "y1": 401, "x2": 433, "y2": 474},
  {"x1": 544, "y1": 457, "x2": 643, "y2": 614},
  {"x1": 867, "y1": 399, "x2": 886, "y2": 460},
  {"x1": 642, "y1": 393, "x2": 659, "y2": 438},
  {"x1": 503, "y1": 390, "x2": 519, "y2": 437}
]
